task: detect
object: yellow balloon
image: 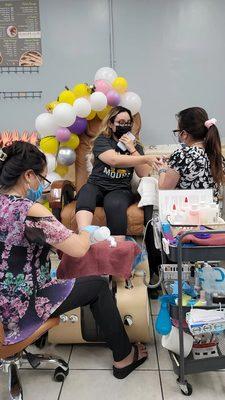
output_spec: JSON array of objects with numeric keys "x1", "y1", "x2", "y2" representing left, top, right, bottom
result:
[
  {"x1": 58, "y1": 90, "x2": 76, "y2": 105},
  {"x1": 43, "y1": 201, "x2": 51, "y2": 211},
  {"x1": 72, "y1": 83, "x2": 91, "y2": 98},
  {"x1": 45, "y1": 100, "x2": 59, "y2": 112},
  {"x1": 39, "y1": 137, "x2": 59, "y2": 155},
  {"x1": 55, "y1": 163, "x2": 69, "y2": 177},
  {"x1": 86, "y1": 110, "x2": 96, "y2": 120},
  {"x1": 60, "y1": 133, "x2": 80, "y2": 150},
  {"x1": 97, "y1": 106, "x2": 112, "y2": 120},
  {"x1": 112, "y1": 76, "x2": 128, "y2": 94}
]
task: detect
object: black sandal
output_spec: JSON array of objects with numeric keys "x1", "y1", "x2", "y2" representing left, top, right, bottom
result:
[{"x1": 113, "y1": 344, "x2": 147, "y2": 379}]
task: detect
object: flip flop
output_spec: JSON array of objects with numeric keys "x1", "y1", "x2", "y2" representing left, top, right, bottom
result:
[{"x1": 113, "y1": 344, "x2": 147, "y2": 379}]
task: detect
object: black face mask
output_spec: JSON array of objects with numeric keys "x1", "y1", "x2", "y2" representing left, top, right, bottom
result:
[{"x1": 114, "y1": 125, "x2": 132, "y2": 139}]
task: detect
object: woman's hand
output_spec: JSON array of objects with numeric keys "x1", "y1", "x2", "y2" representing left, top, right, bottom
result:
[
  {"x1": 119, "y1": 134, "x2": 136, "y2": 153},
  {"x1": 145, "y1": 155, "x2": 164, "y2": 168},
  {"x1": 153, "y1": 159, "x2": 169, "y2": 172}
]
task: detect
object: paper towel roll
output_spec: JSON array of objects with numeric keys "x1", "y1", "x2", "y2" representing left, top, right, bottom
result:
[
  {"x1": 161, "y1": 326, "x2": 193, "y2": 357},
  {"x1": 137, "y1": 177, "x2": 159, "y2": 207}
]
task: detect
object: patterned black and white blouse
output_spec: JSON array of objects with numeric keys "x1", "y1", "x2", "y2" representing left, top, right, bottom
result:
[{"x1": 168, "y1": 145, "x2": 222, "y2": 199}]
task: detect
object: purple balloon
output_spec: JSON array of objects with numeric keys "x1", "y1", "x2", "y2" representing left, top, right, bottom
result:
[
  {"x1": 55, "y1": 127, "x2": 71, "y2": 142},
  {"x1": 68, "y1": 116, "x2": 87, "y2": 134},
  {"x1": 106, "y1": 90, "x2": 121, "y2": 106}
]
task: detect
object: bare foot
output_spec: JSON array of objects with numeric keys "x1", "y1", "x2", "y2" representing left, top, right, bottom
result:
[{"x1": 113, "y1": 343, "x2": 148, "y2": 369}]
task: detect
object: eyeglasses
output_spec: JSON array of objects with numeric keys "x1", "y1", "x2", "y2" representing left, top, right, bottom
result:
[
  {"x1": 38, "y1": 174, "x2": 52, "y2": 190},
  {"x1": 172, "y1": 129, "x2": 183, "y2": 136}
]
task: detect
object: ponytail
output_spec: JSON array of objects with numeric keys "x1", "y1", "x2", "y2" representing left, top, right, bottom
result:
[{"x1": 205, "y1": 125, "x2": 224, "y2": 185}]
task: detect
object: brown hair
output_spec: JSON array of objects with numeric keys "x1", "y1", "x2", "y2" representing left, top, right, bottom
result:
[
  {"x1": 177, "y1": 107, "x2": 224, "y2": 185},
  {"x1": 99, "y1": 106, "x2": 134, "y2": 138}
]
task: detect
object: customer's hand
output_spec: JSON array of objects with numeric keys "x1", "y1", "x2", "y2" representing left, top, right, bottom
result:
[
  {"x1": 145, "y1": 155, "x2": 164, "y2": 167},
  {"x1": 119, "y1": 134, "x2": 136, "y2": 153},
  {"x1": 153, "y1": 159, "x2": 169, "y2": 172}
]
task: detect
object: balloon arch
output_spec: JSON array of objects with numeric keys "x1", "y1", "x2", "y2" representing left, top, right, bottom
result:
[{"x1": 35, "y1": 67, "x2": 142, "y2": 192}]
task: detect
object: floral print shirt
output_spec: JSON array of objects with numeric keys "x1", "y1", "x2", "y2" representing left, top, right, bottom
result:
[
  {"x1": 0, "y1": 195, "x2": 75, "y2": 345},
  {"x1": 168, "y1": 146, "x2": 223, "y2": 199}
]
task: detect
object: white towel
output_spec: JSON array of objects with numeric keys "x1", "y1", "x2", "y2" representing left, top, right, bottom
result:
[
  {"x1": 188, "y1": 309, "x2": 225, "y2": 325},
  {"x1": 137, "y1": 177, "x2": 159, "y2": 208}
]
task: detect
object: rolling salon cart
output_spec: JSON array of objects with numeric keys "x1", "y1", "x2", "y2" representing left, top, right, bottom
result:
[{"x1": 158, "y1": 227, "x2": 225, "y2": 396}]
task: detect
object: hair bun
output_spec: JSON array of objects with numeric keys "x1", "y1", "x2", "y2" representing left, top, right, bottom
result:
[{"x1": 0, "y1": 141, "x2": 46, "y2": 189}]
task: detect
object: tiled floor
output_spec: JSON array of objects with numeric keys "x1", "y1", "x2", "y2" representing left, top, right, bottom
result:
[{"x1": 2, "y1": 299, "x2": 225, "y2": 399}]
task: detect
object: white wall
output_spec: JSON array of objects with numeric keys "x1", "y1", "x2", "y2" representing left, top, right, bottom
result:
[
  {"x1": 0, "y1": 0, "x2": 110, "y2": 133},
  {"x1": 1, "y1": 0, "x2": 225, "y2": 145},
  {"x1": 113, "y1": 0, "x2": 225, "y2": 143}
]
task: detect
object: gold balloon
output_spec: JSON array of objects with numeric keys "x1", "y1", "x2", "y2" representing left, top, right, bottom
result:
[
  {"x1": 112, "y1": 76, "x2": 128, "y2": 94},
  {"x1": 86, "y1": 110, "x2": 96, "y2": 120},
  {"x1": 39, "y1": 137, "x2": 59, "y2": 155},
  {"x1": 58, "y1": 90, "x2": 76, "y2": 105},
  {"x1": 97, "y1": 106, "x2": 112, "y2": 120},
  {"x1": 43, "y1": 201, "x2": 51, "y2": 211},
  {"x1": 55, "y1": 163, "x2": 69, "y2": 177},
  {"x1": 60, "y1": 133, "x2": 80, "y2": 150},
  {"x1": 45, "y1": 100, "x2": 59, "y2": 112},
  {"x1": 72, "y1": 83, "x2": 91, "y2": 98}
]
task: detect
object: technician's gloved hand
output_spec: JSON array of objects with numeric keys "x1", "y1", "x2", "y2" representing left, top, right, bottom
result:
[
  {"x1": 81, "y1": 225, "x2": 99, "y2": 234},
  {"x1": 81, "y1": 225, "x2": 111, "y2": 244}
]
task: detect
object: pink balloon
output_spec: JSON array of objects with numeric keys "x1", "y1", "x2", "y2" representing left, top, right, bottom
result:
[
  {"x1": 55, "y1": 127, "x2": 71, "y2": 142},
  {"x1": 106, "y1": 90, "x2": 121, "y2": 106},
  {"x1": 94, "y1": 79, "x2": 112, "y2": 94}
]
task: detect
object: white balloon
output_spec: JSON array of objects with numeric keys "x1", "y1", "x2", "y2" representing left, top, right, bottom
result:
[
  {"x1": 45, "y1": 153, "x2": 56, "y2": 174},
  {"x1": 46, "y1": 172, "x2": 62, "y2": 183},
  {"x1": 90, "y1": 92, "x2": 107, "y2": 111},
  {"x1": 94, "y1": 67, "x2": 117, "y2": 83},
  {"x1": 120, "y1": 91, "x2": 142, "y2": 115},
  {"x1": 35, "y1": 113, "x2": 58, "y2": 138},
  {"x1": 73, "y1": 98, "x2": 91, "y2": 118},
  {"x1": 53, "y1": 103, "x2": 76, "y2": 127}
]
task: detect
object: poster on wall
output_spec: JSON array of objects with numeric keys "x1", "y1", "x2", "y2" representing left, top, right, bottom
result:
[{"x1": 0, "y1": 0, "x2": 42, "y2": 66}]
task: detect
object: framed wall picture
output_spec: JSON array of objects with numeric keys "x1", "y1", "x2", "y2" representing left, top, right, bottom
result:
[{"x1": 0, "y1": 0, "x2": 42, "y2": 66}]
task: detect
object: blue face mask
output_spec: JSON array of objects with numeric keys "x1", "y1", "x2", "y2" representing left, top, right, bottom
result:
[
  {"x1": 26, "y1": 176, "x2": 44, "y2": 202},
  {"x1": 178, "y1": 132, "x2": 186, "y2": 147},
  {"x1": 26, "y1": 184, "x2": 44, "y2": 202}
]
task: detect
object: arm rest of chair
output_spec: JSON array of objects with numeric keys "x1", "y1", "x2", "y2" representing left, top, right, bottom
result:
[
  {"x1": 0, "y1": 322, "x2": 5, "y2": 348},
  {"x1": 49, "y1": 180, "x2": 76, "y2": 221}
]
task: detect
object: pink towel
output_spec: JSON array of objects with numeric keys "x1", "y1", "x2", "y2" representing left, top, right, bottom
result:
[
  {"x1": 57, "y1": 240, "x2": 141, "y2": 280},
  {"x1": 182, "y1": 233, "x2": 225, "y2": 246}
]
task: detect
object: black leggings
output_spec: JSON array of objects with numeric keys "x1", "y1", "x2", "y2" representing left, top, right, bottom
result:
[
  {"x1": 76, "y1": 183, "x2": 134, "y2": 235},
  {"x1": 52, "y1": 276, "x2": 132, "y2": 362}
]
